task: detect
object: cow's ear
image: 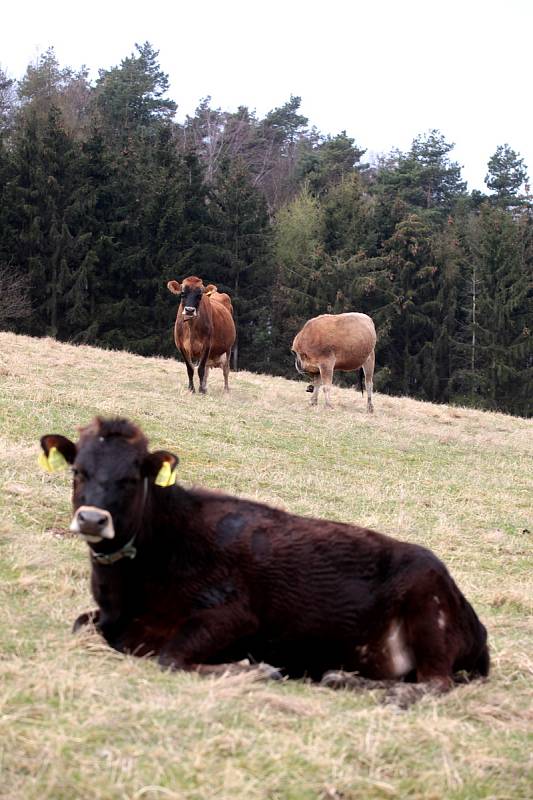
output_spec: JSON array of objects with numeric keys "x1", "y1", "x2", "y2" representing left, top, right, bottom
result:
[
  {"x1": 167, "y1": 280, "x2": 182, "y2": 295},
  {"x1": 143, "y1": 450, "x2": 179, "y2": 487},
  {"x1": 204, "y1": 284, "x2": 217, "y2": 296},
  {"x1": 39, "y1": 434, "x2": 77, "y2": 472}
]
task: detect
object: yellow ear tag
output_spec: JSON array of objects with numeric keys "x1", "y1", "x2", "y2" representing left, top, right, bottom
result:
[
  {"x1": 38, "y1": 446, "x2": 68, "y2": 473},
  {"x1": 155, "y1": 461, "x2": 177, "y2": 487},
  {"x1": 38, "y1": 451, "x2": 52, "y2": 473}
]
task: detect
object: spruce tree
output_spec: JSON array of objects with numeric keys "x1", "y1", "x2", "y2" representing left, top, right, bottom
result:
[
  {"x1": 2, "y1": 107, "x2": 88, "y2": 338},
  {"x1": 209, "y1": 158, "x2": 274, "y2": 370},
  {"x1": 464, "y1": 204, "x2": 532, "y2": 414}
]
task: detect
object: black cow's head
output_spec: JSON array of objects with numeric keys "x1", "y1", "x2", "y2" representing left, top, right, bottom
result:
[
  {"x1": 40, "y1": 418, "x2": 178, "y2": 552},
  {"x1": 167, "y1": 276, "x2": 216, "y2": 320}
]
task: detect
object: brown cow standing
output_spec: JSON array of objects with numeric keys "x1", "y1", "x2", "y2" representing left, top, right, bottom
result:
[
  {"x1": 292, "y1": 312, "x2": 377, "y2": 411},
  {"x1": 167, "y1": 276, "x2": 236, "y2": 393},
  {"x1": 40, "y1": 416, "x2": 489, "y2": 704}
]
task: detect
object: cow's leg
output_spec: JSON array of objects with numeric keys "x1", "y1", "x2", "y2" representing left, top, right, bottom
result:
[
  {"x1": 320, "y1": 672, "x2": 448, "y2": 708},
  {"x1": 401, "y1": 581, "x2": 456, "y2": 694},
  {"x1": 309, "y1": 374, "x2": 321, "y2": 406},
  {"x1": 198, "y1": 353, "x2": 210, "y2": 394},
  {"x1": 319, "y1": 357, "x2": 335, "y2": 408},
  {"x1": 222, "y1": 351, "x2": 231, "y2": 392},
  {"x1": 180, "y1": 351, "x2": 196, "y2": 393},
  {"x1": 362, "y1": 350, "x2": 375, "y2": 413},
  {"x1": 200, "y1": 365, "x2": 209, "y2": 394},
  {"x1": 157, "y1": 605, "x2": 278, "y2": 678}
]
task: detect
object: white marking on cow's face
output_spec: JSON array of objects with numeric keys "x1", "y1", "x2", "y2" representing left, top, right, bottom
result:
[
  {"x1": 438, "y1": 611, "x2": 446, "y2": 630},
  {"x1": 385, "y1": 620, "x2": 415, "y2": 677},
  {"x1": 69, "y1": 505, "x2": 115, "y2": 542}
]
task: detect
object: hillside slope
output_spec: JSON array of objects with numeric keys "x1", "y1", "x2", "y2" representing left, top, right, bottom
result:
[{"x1": 0, "y1": 332, "x2": 531, "y2": 800}]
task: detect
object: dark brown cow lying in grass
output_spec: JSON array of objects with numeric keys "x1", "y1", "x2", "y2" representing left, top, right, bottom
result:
[
  {"x1": 292, "y1": 312, "x2": 377, "y2": 411},
  {"x1": 39, "y1": 417, "x2": 489, "y2": 703}
]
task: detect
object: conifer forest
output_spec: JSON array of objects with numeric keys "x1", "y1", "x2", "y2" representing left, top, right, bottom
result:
[{"x1": 0, "y1": 44, "x2": 531, "y2": 416}]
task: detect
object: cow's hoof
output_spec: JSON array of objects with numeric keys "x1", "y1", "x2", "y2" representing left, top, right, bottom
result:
[
  {"x1": 158, "y1": 654, "x2": 181, "y2": 672},
  {"x1": 321, "y1": 671, "x2": 376, "y2": 691},
  {"x1": 306, "y1": 384, "x2": 314, "y2": 393},
  {"x1": 255, "y1": 662, "x2": 284, "y2": 681},
  {"x1": 382, "y1": 684, "x2": 428, "y2": 709},
  {"x1": 72, "y1": 610, "x2": 99, "y2": 633}
]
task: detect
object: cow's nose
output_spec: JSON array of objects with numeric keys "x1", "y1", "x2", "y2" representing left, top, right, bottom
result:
[
  {"x1": 77, "y1": 508, "x2": 108, "y2": 533},
  {"x1": 183, "y1": 306, "x2": 196, "y2": 315},
  {"x1": 70, "y1": 505, "x2": 115, "y2": 539}
]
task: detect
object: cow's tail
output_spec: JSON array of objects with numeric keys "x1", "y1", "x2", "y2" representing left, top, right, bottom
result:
[
  {"x1": 358, "y1": 367, "x2": 365, "y2": 396},
  {"x1": 293, "y1": 351, "x2": 306, "y2": 376}
]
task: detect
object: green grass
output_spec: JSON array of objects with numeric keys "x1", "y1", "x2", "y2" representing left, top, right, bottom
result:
[{"x1": 0, "y1": 331, "x2": 532, "y2": 800}]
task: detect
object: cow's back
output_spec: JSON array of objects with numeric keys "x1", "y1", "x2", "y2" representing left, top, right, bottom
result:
[
  {"x1": 211, "y1": 292, "x2": 233, "y2": 313},
  {"x1": 293, "y1": 313, "x2": 376, "y2": 371},
  {"x1": 208, "y1": 294, "x2": 236, "y2": 360}
]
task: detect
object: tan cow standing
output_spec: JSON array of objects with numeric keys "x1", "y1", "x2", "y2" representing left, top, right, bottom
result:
[
  {"x1": 292, "y1": 312, "x2": 377, "y2": 411},
  {"x1": 167, "y1": 276, "x2": 236, "y2": 393}
]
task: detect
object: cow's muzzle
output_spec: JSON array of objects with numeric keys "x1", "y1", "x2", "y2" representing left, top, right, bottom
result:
[
  {"x1": 70, "y1": 505, "x2": 115, "y2": 542},
  {"x1": 182, "y1": 306, "x2": 197, "y2": 319}
]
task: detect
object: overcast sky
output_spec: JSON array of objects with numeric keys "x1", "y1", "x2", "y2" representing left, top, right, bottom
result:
[{"x1": 2, "y1": 0, "x2": 532, "y2": 191}]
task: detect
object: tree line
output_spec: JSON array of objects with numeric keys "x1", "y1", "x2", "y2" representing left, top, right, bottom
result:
[{"x1": 0, "y1": 43, "x2": 531, "y2": 416}]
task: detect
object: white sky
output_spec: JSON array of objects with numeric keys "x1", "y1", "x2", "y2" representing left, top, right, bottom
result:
[{"x1": 2, "y1": 0, "x2": 532, "y2": 191}]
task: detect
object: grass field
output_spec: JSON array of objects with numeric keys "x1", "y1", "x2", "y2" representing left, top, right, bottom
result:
[{"x1": 0, "y1": 331, "x2": 531, "y2": 800}]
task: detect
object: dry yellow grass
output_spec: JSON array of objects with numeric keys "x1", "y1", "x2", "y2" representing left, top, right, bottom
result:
[{"x1": 0, "y1": 331, "x2": 532, "y2": 800}]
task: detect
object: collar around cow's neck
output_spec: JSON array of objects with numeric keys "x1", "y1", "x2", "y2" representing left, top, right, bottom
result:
[{"x1": 90, "y1": 533, "x2": 137, "y2": 566}]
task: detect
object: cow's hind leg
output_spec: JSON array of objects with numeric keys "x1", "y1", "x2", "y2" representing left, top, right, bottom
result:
[
  {"x1": 401, "y1": 581, "x2": 456, "y2": 694},
  {"x1": 222, "y1": 351, "x2": 231, "y2": 392},
  {"x1": 321, "y1": 671, "x2": 448, "y2": 708},
  {"x1": 362, "y1": 350, "x2": 375, "y2": 413},
  {"x1": 319, "y1": 357, "x2": 335, "y2": 408}
]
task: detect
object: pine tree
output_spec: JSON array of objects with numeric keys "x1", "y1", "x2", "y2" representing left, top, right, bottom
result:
[
  {"x1": 373, "y1": 131, "x2": 466, "y2": 226},
  {"x1": 297, "y1": 131, "x2": 366, "y2": 195},
  {"x1": 94, "y1": 42, "x2": 176, "y2": 148},
  {"x1": 485, "y1": 144, "x2": 529, "y2": 207}
]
